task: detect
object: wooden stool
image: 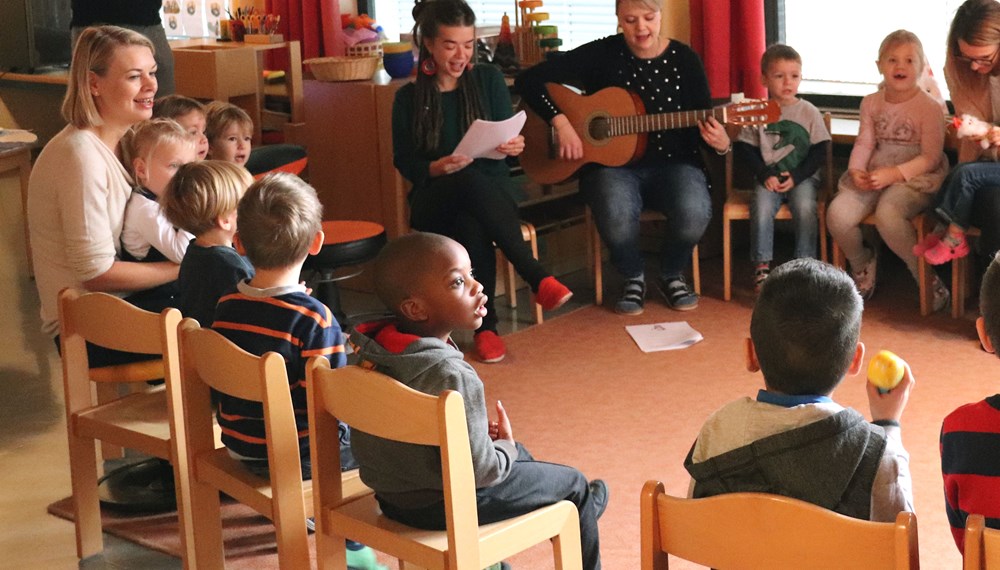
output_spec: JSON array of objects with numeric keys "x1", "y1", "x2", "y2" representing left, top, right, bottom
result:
[
  {"x1": 301, "y1": 220, "x2": 387, "y2": 326},
  {"x1": 497, "y1": 221, "x2": 544, "y2": 324}
]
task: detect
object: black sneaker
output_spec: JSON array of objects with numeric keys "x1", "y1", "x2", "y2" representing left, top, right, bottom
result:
[
  {"x1": 660, "y1": 276, "x2": 699, "y2": 311},
  {"x1": 614, "y1": 277, "x2": 646, "y2": 315},
  {"x1": 588, "y1": 479, "x2": 609, "y2": 519}
]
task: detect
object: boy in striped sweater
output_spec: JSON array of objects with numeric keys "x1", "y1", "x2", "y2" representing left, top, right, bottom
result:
[
  {"x1": 941, "y1": 256, "x2": 1000, "y2": 553},
  {"x1": 211, "y1": 172, "x2": 383, "y2": 569}
]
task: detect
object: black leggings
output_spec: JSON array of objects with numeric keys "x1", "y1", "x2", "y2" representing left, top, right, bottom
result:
[{"x1": 409, "y1": 168, "x2": 549, "y2": 333}]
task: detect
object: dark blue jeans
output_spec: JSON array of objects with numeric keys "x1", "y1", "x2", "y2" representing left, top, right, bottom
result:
[
  {"x1": 580, "y1": 161, "x2": 712, "y2": 281},
  {"x1": 377, "y1": 443, "x2": 601, "y2": 570},
  {"x1": 936, "y1": 161, "x2": 1000, "y2": 231}
]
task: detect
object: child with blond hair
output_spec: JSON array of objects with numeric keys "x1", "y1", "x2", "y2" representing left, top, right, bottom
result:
[
  {"x1": 153, "y1": 94, "x2": 209, "y2": 160},
  {"x1": 121, "y1": 118, "x2": 197, "y2": 265},
  {"x1": 827, "y1": 30, "x2": 950, "y2": 311},
  {"x1": 161, "y1": 160, "x2": 254, "y2": 327},
  {"x1": 205, "y1": 101, "x2": 253, "y2": 167}
]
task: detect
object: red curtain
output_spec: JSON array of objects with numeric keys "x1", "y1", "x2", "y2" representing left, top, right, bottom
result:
[
  {"x1": 266, "y1": 0, "x2": 345, "y2": 63},
  {"x1": 689, "y1": 0, "x2": 766, "y2": 100}
]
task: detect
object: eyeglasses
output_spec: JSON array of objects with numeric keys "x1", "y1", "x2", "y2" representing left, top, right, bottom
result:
[{"x1": 956, "y1": 47, "x2": 1000, "y2": 68}]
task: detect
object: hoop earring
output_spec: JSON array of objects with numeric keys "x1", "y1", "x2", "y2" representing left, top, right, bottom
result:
[{"x1": 421, "y1": 58, "x2": 437, "y2": 75}]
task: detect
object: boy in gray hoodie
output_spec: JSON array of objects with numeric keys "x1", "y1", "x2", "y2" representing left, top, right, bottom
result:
[
  {"x1": 349, "y1": 232, "x2": 607, "y2": 570},
  {"x1": 685, "y1": 258, "x2": 914, "y2": 522}
]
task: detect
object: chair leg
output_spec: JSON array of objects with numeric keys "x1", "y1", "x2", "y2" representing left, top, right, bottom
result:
[
  {"x1": 528, "y1": 226, "x2": 544, "y2": 325},
  {"x1": 915, "y1": 219, "x2": 931, "y2": 317},
  {"x1": 551, "y1": 507, "x2": 583, "y2": 570},
  {"x1": 833, "y1": 242, "x2": 845, "y2": 270},
  {"x1": 723, "y1": 217, "x2": 732, "y2": 301},
  {"x1": 273, "y1": 507, "x2": 311, "y2": 570},
  {"x1": 586, "y1": 210, "x2": 603, "y2": 306},
  {"x1": 96, "y1": 383, "x2": 124, "y2": 460},
  {"x1": 316, "y1": 525, "x2": 350, "y2": 570},
  {"x1": 953, "y1": 256, "x2": 967, "y2": 319},
  {"x1": 67, "y1": 432, "x2": 103, "y2": 558},
  {"x1": 188, "y1": 478, "x2": 227, "y2": 568},
  {"x1": 502, "y1": 253, "x2": 517, "y2": 309},
  {"x1": 692, "y1": 245, "x2": 701, "y2": 296}
]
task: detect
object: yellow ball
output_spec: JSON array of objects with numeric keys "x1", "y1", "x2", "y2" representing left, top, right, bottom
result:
[{"x1": 867, "y1": 350, "x2": 905, "y2": 391}]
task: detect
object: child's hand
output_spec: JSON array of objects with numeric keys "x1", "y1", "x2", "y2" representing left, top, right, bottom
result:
[
  {"x1": 430, "y1": 154, "x2": 473, "y2": 177},
  {"x1": 763, "y1": 175, "x2": 781, "y2": 191},
  {"x1": 867, "y1": 166, "x2": 903, "y2": 190},
  {"x1": 492, "y1": 400, "x2": 514, "y2": 444},
  {"x1": 849, "y1": 168, "x2": 874, "y2": 191},
  {"x1": 867, "y1": 361, "x2": 914, "y2": 423},
  {"x1": 496, "y1": 135, "x2": 525, "y2": 157},
  {"x1": 773, "y1": 171, "x2": 794, "y2": 193}
]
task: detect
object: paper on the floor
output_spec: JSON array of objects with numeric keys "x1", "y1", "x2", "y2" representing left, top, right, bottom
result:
[{"x1": 626, "y1": 321, "x2": 703, "y2": 352}]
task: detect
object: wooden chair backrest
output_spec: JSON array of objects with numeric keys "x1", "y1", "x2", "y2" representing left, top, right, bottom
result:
[
  {"x1": 58, "y1": 287, "x2": 181, "y2": 407},
  {"x1": 640, "y1": 480, "x2": 918, "y2": 570},
  {"x1": 725, "y1": 112, "x2": 834, "y2": 201},
  {"x1": 965, "y1": 514, "x2": 1000, "y2": 570},
  {"x1": 307, "y1": 360, "x2": 481, "y2": 566},
  {"x1": 177, "y1": 318, "x2": 304, "y2": 488}
]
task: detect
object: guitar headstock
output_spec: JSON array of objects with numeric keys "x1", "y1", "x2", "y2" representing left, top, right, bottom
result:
[{"x1": 722, "y1": 99, "x2": 781, "y2": 126}]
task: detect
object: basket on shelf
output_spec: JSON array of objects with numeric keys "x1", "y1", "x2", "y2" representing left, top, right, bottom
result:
[
  {"x1": 304, "y1": 56, "x2": 379, "y2": 81},
  {"x1": 346, "y1": 40, "x2": 383, "y2": 59}
]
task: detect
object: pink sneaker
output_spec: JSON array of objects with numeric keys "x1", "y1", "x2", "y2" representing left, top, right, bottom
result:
[
  {"x1": 923, "y1": 234, "x2": 970, "y2": 265},
  {"x1": 474, "y1": 330, "x2": 506, "y2": 363},
  {"x1": 535, "y1": 276, "x2": 573, "y2": 311},
  {"x1": 912, "y1": 232, "x2": 941, "y2": 256}
]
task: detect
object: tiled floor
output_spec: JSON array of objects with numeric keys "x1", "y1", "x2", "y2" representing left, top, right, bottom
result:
[{"x1": 0, "y1": 170, "x2": 597, "y2": 568}]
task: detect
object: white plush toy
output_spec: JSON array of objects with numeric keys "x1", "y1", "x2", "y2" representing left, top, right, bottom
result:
[{"x1": 952, "y1": 113, "x2": 994, "y2": 149}]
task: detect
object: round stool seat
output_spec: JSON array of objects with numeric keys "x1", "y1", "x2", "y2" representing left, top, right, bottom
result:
[{"x1": 303, "y1": 220, "x2": 387, "y2": 271}]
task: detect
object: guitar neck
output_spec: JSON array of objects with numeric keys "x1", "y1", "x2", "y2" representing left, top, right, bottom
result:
[{"x1": 611, "y1": 107, "x2": 725, "y2": 136}]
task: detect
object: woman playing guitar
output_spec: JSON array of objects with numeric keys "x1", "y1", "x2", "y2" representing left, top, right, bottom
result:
[{"x1": 517, "y1": 0, "x2": 730, "y2": 315}]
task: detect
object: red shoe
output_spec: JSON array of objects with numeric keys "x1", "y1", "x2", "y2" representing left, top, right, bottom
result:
[
  {"x1": 535, "y1": 276, "x2": 573, "y2": 312},
  {"x1": 474, "y1": 330, "x2": 506, "y2": 363},
  {"x1": 924, "y1": 234, "x2": 970, "y2": 265},
  {"x1": 912, "y1": 232, "x2": 941, "y2": 256}
]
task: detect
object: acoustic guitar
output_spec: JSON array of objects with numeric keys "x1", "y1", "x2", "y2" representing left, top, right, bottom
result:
[{"x1": 519, "y1": 83, "x2": 781, "y2": 184}]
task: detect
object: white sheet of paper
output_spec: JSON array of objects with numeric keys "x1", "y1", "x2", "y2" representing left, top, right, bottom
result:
[
  {"x1": 625, "y1": 321, "x2": 704, "y2": 353},
  {"x1": 452, "y1": 110, "x2": 526, "y2": 160}
]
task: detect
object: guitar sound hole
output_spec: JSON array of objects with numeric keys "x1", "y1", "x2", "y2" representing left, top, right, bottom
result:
[{"x1": 588, "y1": 116, "x2": 611, "y2": 142}]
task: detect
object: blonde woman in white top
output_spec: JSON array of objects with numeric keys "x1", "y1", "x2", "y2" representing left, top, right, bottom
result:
[{"x1": 27, "y1": 25, "x2": 177, "y2": 359}]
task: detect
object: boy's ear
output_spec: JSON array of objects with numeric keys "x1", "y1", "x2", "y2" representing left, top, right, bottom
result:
[
  {"x1": 744, "y1": 337, "x2": 760, "y2": 373},
  {"x1": 398, "y1": 296, "x2": 428, "y2": 323},
  {"x1": 308, "y1": 230, "x2": 325, "y2": 256},
  {"x1": 233, "y1": 232, "x2": 246, "y2": 255},
  {"x1": 846, "y1": 341, "x2": 866, "y2": 376},
  {"x1": 977, "y1": 317, "x2": 996, "y2": 354}
]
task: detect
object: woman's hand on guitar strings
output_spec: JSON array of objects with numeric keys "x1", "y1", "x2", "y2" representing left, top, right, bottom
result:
[
  {"x1": 697, "y1": 116, "x2": 731, "y2": 154},
  {"x1": 551, "y1": 114, "x2": 584, "y2": 161}
]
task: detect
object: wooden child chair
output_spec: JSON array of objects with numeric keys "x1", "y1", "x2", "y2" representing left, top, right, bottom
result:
[
  {"x1": 585, "y1": 208, "x2": 700, "y2": 305},
  {"x1": 306, "y1": 360, "x2": 584, "y2": 570},
  {"x1": 57, "y1": 288, "x2": 193, "y2": 563},
  {"x1": 176, "y1": 318, "x2": 369, "y2": 568},
  {"x1": 640, "y1": 480, "x2": 919, "y2": 569},
  {"x1": 965, "y1": 514, "x2": 1000, "y2": 570}
]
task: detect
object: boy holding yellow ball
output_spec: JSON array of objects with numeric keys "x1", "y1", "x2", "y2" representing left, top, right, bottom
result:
[
  {"x1": 685, "y1": 258, "x2": 915, "y2": 522},
  {"x1": 940, "y1": 256, "x2": 1000, "y2": 553}
]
